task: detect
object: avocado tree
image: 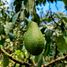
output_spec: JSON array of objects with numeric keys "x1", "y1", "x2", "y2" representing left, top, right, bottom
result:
[{"x1": 0, "y1": 0, "x2": 67, "y2": 67}]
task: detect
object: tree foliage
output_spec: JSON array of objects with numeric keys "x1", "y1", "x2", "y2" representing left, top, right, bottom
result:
[{"x1": 0, "y1": 0, "x2": 67, "y2": 67}]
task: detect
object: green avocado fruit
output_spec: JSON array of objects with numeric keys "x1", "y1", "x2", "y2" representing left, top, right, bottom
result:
[{"x1": 24, "y1": 21, "x2": 45, "y2": 55}]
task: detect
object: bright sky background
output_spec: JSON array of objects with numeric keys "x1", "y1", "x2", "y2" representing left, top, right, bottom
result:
[
  {"x1": 36, "y1": 1, "x2": 65, "y2": 17},
  {"x1": 6, "y1": 0, "x2": 66, "y2": 17}
]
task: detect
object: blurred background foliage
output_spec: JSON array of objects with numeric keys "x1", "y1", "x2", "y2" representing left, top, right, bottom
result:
[{"x1": 0, "y1": 0, "x2": 67, "y2": 67}]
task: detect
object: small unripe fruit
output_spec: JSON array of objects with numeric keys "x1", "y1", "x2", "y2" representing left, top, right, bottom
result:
[{"x1": 24, "y1": 22, "x2": 45, "y2": 55}]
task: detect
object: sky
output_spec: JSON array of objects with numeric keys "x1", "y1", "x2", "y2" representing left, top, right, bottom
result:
[
  {"x1": 6, "y1": 0, "x2": 66, "y2": 17},
  {"x1": 36, "y1": 1, "x2": 65, "y2": 17}
]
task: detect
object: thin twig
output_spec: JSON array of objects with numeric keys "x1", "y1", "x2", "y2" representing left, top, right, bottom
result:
[
  {"x1": 0, "y1": 47, "x2": 32, "y2": 67},
  {"x1": 42, "y1": 55, "x2": 67, "y2": 67},
  {"x1": 1, "y1": 46, "x2": 67, "y2": 67}
]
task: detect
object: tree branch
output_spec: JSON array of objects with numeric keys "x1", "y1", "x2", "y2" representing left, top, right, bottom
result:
[
  {"x1": 1, "y1": 46, "x2": 67, "y2": 67},
  {"x1": 0, "y1": 46, "x2": 32, "y2": 67},
  {"x1": 42, "y1": 55, "x2": 67, "y2": 67}
]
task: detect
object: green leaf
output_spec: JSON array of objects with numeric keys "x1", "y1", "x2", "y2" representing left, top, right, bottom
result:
[
  {"x1": 63, "y1": 0, "x2": 67, "y2": 6},
  {"x1": 55, "y1": 35, "x2": 67, "y2": 53},
  {"x1": 14, "y1": 50, "x2": 24, "y2": 59},
  {"x1": 0, "y1": 24, "x2": 4, "y2": 35},
  {"x1": 0, "y1": 39, "x2": 5, "y2": 45},
  {"x1": 0, "y1": 2, "x2": 3, "y2": 6},
  {"x1": 12, "y1": 12, "x2": 20, "y2": 23},
  {"x1": 8, "y1": 33, "x2": 16, "y2": 41},
  {"x1": 0, "y1": 36, "x2": 5, "y2": 45},
  {"x1": 4, "y1": 22, "x2": 13, "y2": 35},
  {"x1": 45, "y1": 29, "x2": 53, "y2": 43},
  {"x1": 44, "y1": 43, "x2": 51, "y2": 56},
  {"x1": 35, "y1": 50, "x2": 45, "y2": 67},
  {"x1": 13, "y1": 63, "x2": 16, "y2": 67},
  {"x1": 26, "y1": 0, "x2": 35, "y2": 14},
  {"x1": 3, "y1": 54, "x2": 9, "y2": 67}
]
